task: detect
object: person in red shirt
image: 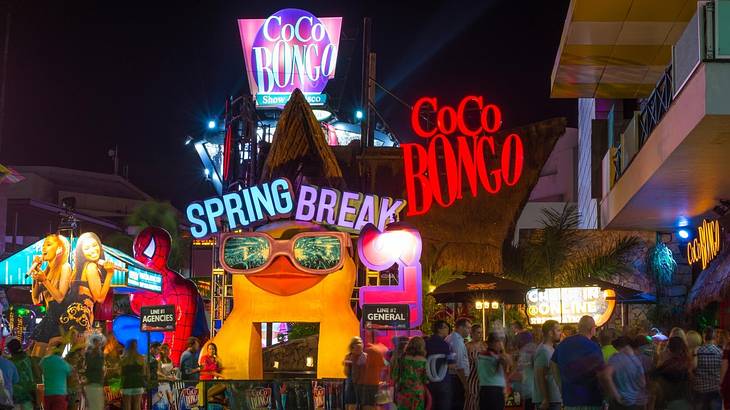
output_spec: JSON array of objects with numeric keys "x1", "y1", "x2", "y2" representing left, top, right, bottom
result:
[
  {"x1": 360, "y1": 343, "x2": 388, "y2": 409},
  {"x1": 199, "y1": 343, "x2": 222, "y2": 380}
]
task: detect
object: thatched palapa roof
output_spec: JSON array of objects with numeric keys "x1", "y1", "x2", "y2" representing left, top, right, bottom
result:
[
  {"x1": 260, "y1": 89, "x2": 345, "y2": 189},
  {"x1": 258, "y1": 89, "x2": 568, "y2": 274},
  {"x1": 409, "y1": 118, "x2": 567, "y2": 273}
]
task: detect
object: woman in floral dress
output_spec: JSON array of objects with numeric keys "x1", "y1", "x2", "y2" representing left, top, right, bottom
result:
[{"x1": 395, "y1": 337, "x2": 429, "y2": 410}]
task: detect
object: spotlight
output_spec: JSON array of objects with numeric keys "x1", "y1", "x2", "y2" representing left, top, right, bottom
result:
[
  {"x1": 184, "y1": 135, "x2": 194, "y2": 145},
  {"x1": 677, "y1": 229, "x2": 690, "y2": 240},
  {"x1": 355, "y1": 110, "x2": 364, "y2": 120},
  {"x1": 208, "y1": 120, "x2": 216, "y2": 129}
]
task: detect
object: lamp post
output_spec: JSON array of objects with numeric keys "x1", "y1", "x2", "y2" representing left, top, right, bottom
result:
[{"x1": 475, "y1": 299, "x2": 502, "y2": 340}]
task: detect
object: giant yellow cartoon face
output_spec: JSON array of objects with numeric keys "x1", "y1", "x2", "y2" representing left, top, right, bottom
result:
[
  {"x1": 214, "y1": 220, "x2": 362, "y2": 379},
  {"x1": 221, "y1": 222, "x2": 353, "y2": 296}
]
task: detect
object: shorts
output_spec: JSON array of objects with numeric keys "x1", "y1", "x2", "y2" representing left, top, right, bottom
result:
[
  {"x1": 357, "y1": 384, "x2": 378, "y2": 406},
  {"x1": 158, "y1": 382, "x2": 172, "y2": 394},
  {"x1": 121, "y1": 387, "x2": 145, "y2": 395}
]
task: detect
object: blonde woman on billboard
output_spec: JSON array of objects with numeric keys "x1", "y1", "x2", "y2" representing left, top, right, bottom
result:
[{"x1": 29, "y1": 234, "x2": 72, "y2": 356}]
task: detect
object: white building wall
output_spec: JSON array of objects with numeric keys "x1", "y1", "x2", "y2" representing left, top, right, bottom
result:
[{"x1": 578, "y1": 98, "x2": 598, "y2": 229}]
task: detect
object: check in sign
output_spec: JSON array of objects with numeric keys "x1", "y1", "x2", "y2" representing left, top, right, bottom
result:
[
  {"x1": 362, "y1": 304, "x2": 410, "y2": 330},
  {"x1": 140, "y1": 305, "x2": 176, "y2": 332}
]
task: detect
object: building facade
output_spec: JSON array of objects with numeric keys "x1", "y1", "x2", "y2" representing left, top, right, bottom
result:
[
  {"x1": 551, "y1": 0, "x2": 730, "y2": 320},
  {"x1": 0, "y1": 166, "x2": 152, "y2": 255}
]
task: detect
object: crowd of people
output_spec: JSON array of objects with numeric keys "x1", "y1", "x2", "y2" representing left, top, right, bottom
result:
[
  {"x1": 0, "y1": 334, "x2": 225, "y2": 410},
  {"x1": 345, "y1": 316, "x2": 730, "y2": 410}
]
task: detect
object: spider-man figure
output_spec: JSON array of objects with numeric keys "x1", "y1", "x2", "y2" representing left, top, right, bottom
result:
[{"x1": 129, "y1": 227, "x2": 208, "y2": 365}]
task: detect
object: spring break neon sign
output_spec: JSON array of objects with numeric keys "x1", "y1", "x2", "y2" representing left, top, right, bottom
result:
[
  {"x1": 185, "y1": 178, "x2": 405, "y2": 238},
  {"x1": 402, "y1": 96, "x2": 524, "y2": 215}
]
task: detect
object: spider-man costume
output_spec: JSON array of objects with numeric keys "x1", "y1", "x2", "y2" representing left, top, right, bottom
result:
[{"x1": 129, "y1": 227, "x2": 208, "y2": 365}]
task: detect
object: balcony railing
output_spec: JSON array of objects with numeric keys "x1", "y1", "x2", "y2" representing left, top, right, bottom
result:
[
  {"x1": 612, "y1": 66, "x2": 674, "y2": 184},
  {"x1": 638, "y1": 66, "x2": 673, "y2": 147}
]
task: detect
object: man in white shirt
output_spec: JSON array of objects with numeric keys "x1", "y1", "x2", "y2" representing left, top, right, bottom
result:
[{"x1": 445, "y1": 318, "x2": 471, "y2": 410}]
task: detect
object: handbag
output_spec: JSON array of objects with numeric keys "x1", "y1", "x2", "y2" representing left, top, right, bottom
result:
[{"x1": 375, "y1": 382, "x2": 394, "y2": 405}]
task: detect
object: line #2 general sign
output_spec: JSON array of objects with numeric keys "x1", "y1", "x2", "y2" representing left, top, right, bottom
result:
[
  {"x1": 140, "y1": 305, "x2": 176, "y2": 332},
  {"x1": 362, "y1": 304, "x2": 410, "y2": 330}
]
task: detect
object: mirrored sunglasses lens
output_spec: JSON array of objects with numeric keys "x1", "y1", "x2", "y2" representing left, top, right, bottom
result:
[
  {"x1": 223, "y1": 237, "x2": 270, "y2": 270},
  {"x1": 293, "y1": 236, "x2": 342, "y2": 270}
]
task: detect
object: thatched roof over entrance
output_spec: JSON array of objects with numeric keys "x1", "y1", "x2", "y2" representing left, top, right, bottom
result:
[
  {"x1": 688, "y1": 238, "x2": 730, "y2": 310},
  {"x1": 260, "y1": 89, "x2": 345, "y2": 189}
]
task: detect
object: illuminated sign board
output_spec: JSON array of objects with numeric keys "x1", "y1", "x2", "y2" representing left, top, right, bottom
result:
[
  {"x1": 403, "y1": 96, "x2": 524, "y2": 215},
  {"x1": 185, "y1": 178, "x2": 405, "y2": 238},
  {"x1": 238, "y1": 8, "x2": 342, "y2": 108},
  {"x1": 0, "y1": 237, "x2": 158, "y2": 291},
  {"x1": 126, "y1": 269, "x2": 162, "y2": 293},
  {"x1": 525, "y1": 287, "x2": 616, "y2": 326},
  {"x1": 687, "y1": 219, "x2": 721, "y2": 270},
  {"x1": 140, "y1": 305, "x2": 176, "y2": 332},
  {"x1": 358, "y1": 224, "x2": 423, "y2": 331},
  {"x1": 362, "y1": 304, "x2": 410, "y2": 329}
]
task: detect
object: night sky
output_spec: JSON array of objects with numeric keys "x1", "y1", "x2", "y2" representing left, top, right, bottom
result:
[{"x1": 1, "y1": 0, "x2": 575, "y2": 209}]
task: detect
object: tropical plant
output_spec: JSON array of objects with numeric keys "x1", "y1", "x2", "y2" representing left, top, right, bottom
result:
[
  {"x1": 421, "y1": 246, "x2": 464, "y2": 333},
  {"x1": 648, "y1": 241, "x2": 677, "y2": 286},
  {"x1": 504, "y1": 204, "x2": 639, "y2": 287},
  {"x1": 105, "y1": 201, "x2": 190, "y2": 271}
]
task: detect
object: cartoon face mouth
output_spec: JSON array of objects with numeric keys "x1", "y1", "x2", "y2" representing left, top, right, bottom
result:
[{"x1": 246, "y1": 255, "x2": 326, "y2": 296}]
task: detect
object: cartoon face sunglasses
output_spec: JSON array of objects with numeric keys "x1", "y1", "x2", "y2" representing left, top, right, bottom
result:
[{"x1": 219, "y1": 231, "x2": 353, "y2": 274}]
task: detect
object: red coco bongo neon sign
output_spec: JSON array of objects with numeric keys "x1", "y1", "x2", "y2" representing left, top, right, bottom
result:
[{"x1": 402, "y1": 96, "x2": 524, "y2": 215}]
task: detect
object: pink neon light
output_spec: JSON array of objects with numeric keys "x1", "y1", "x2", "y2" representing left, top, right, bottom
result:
[{"x1": 358, "y1": 223, "x2": 423, "y2": 329}]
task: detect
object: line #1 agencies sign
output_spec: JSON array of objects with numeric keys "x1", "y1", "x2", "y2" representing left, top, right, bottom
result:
[{"x1": 140, "y1": 305, "x2": 176, "y2": 332}]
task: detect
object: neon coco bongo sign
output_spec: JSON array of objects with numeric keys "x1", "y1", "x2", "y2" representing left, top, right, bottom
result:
[{"x1": 402, "y1": 96, "x2": 524, "y2": 215}]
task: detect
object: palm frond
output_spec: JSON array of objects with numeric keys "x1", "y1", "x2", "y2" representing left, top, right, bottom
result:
[
  {"x1": 538, "y1": 203, "x2": 580, "y2": 231},
  {"x1": 561, "y1": 236, "x2": 640, "y2": 285},
  {"x1": 428, "y1": 266, "x2": 464, "y2": 288},
  {"x1": 519, "y1": 204, "x2": 582, "y2": 285}
]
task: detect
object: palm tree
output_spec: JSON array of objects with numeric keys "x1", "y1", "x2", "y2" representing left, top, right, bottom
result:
[{"x1": 504, "y1": 204, "x2": 639, "y2": 287}]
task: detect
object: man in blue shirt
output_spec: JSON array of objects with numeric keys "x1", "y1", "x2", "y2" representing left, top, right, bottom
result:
[
  {"x1": 551, "y1": 315, "x2": 605, "y2": 410},
  {"x1": 179, "y1": 337, "x2": 201, "y2": 387},
  {"x1": 425, "y1": 320, "x2": 453, "y2": 409},
  {"x1": 445, "y1": 318, "x2": 471, "y2": 410}
]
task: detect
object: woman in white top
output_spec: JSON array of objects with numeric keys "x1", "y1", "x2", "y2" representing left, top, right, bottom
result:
[{"x1": 153, "y1": 344, "x2": 176, "y2": 410}]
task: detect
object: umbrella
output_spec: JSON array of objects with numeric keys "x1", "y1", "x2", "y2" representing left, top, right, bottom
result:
[
  {"x1": 575, "y1": 277, "x2": 656, "y2": 304},
  {"x1": 430, "y1": 273, "x2": 529, "y2": 304}
]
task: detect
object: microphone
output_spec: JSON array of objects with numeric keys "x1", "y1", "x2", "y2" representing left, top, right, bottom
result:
[
  {"x1": 99, "y1": 260, "x2": 128, "y2": 273},
  {"x1": 25, "y1": 259, "x2": 43, "y2": 278}
]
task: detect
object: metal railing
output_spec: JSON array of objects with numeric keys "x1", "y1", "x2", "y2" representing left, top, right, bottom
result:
[
  {"x1": 639, "y1": 66, "x2": 673, "y2": 147},
  {"x1": 612, "y1": 66, "x2": 674, "y2": 183}
]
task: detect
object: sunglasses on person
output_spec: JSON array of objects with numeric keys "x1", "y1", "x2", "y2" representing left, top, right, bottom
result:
[{"x1": 219, "y1": 231, "x2": 352, "y2": 274}]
